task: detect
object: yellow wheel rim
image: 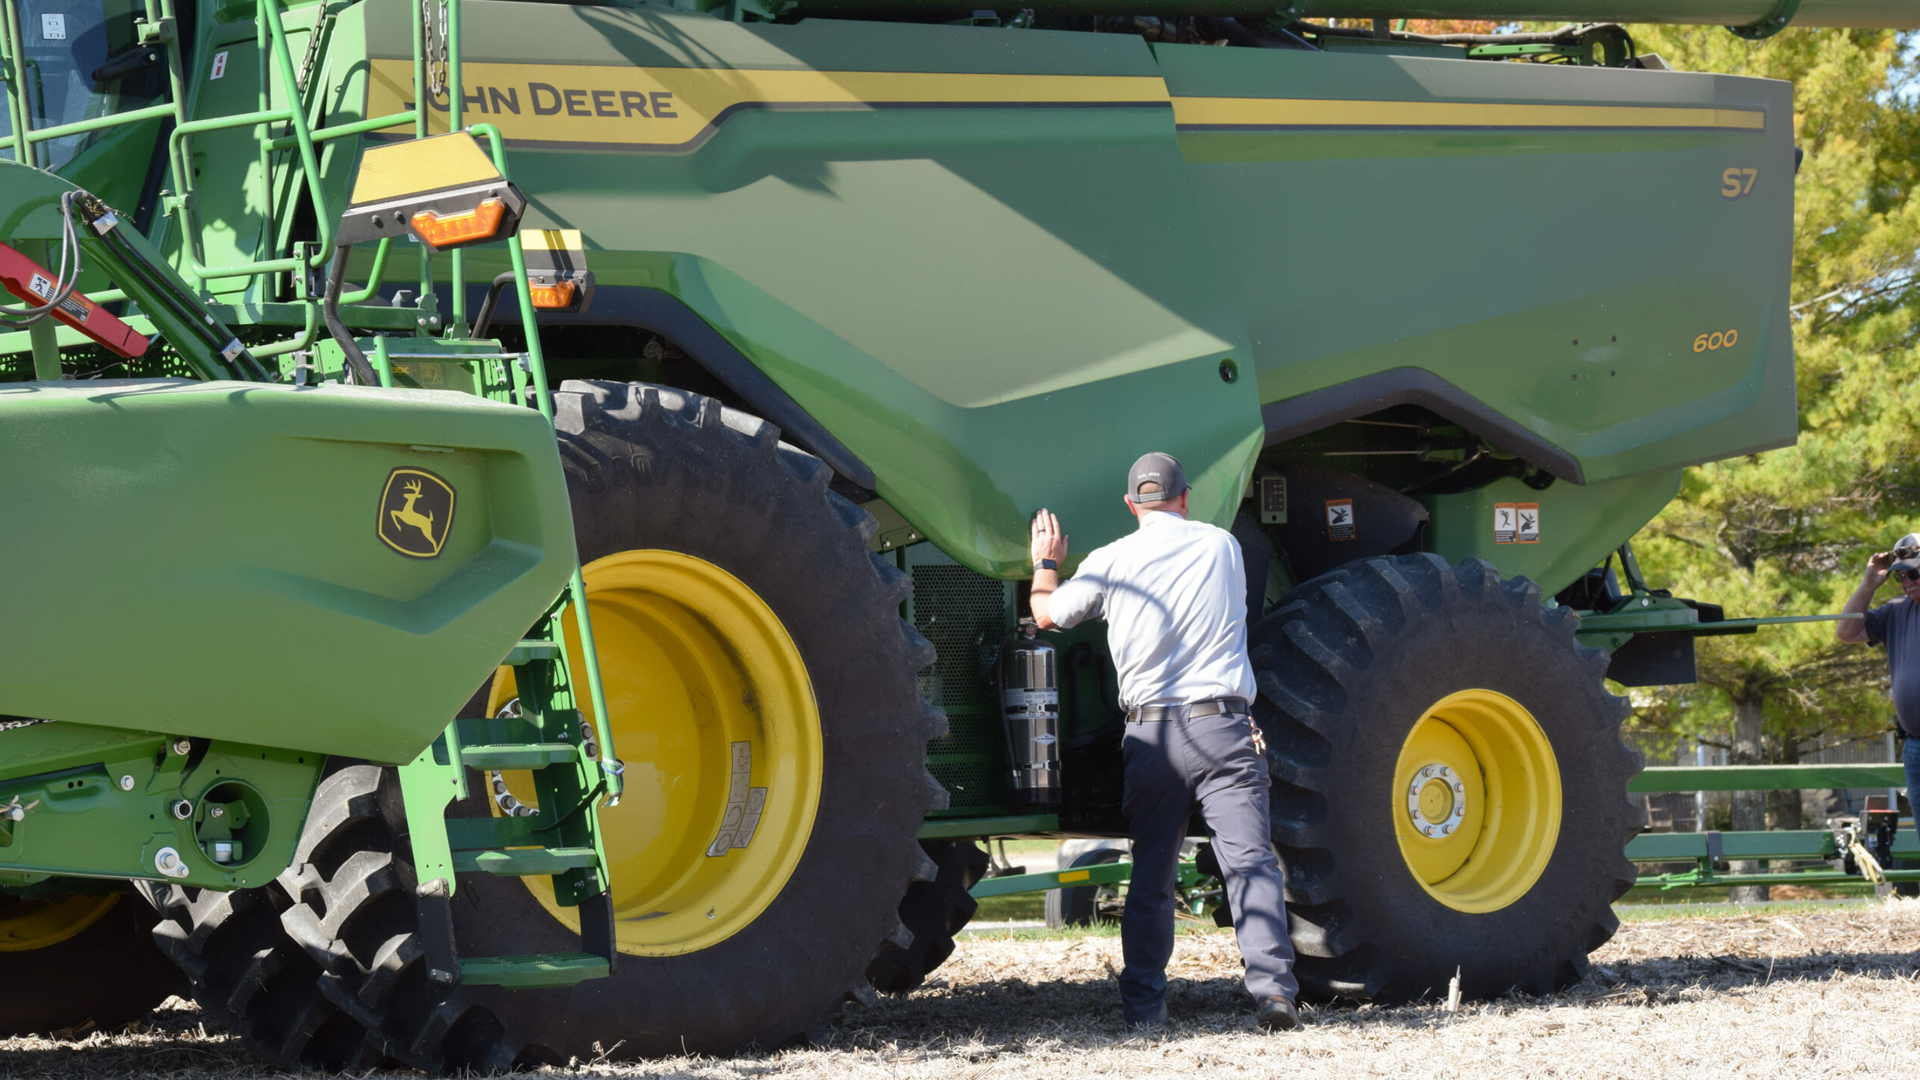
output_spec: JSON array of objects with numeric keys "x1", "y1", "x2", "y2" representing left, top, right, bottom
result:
[
  {"x1": 490, "y1": 550, "x2": 822, "y2": 957},
  {"x1": 0, "y1": 894, "x2": 118, "y2": 952},
  {"x1": 1392, "y1": 690, "x2": 1560, "y2": 914}
]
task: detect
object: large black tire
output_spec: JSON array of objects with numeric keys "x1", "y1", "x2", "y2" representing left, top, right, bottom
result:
[
  {"x1": 267, "y1": 382, "x2": 946, "y2": 1068},
  {"x1": 0, "y1": 892, "x2": 186, "y2": 1036},
  {"x1": 1251, "y1": 554, "x2": 1639, "y2": 1003},
  {"x1": 867, "y1": 840, "x2": 987, "y2": 993},
  {"x1": 143, "y1": 877, "x2": 381, "y2": 1069}
]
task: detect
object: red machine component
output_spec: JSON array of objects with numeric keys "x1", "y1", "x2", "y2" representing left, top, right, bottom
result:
[{"x1": 0, "y1": 243, "x2": 148, "y2": 359}]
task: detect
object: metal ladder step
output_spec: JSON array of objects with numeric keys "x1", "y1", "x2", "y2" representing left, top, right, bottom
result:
[
  {"x1": 460, "y1": 952, "x2": 612, "y2": 988},
  {"x1": 503, "y1": 639, "x2": 560, "y2": 665},
  {"x1": 452, "y1": 846, "x2": 598, "y2": 876},
  {"x1": 459, "y1": 743, "x2": 576, "y2": 770}
]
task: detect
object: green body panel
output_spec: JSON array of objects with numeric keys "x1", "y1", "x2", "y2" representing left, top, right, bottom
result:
[
  {"x1": 256, "y1": 1, "x2": 1792, "y2": 581},
  {"x1": 17, "y1": 0, "x2": 1802, "y2": 583},
  {"x1": 1164, "y1": 47, "x2": 1797, "y2": 487},
  {"x1": 0, "y1": 380, "x2": 575, "y2": 764},
  {"x1": 1422, "y1": 469, "x2": 1681, "y2": 593},
  {"x1": 341, "y1": 1, "x2": 1267, "y2": 579}
]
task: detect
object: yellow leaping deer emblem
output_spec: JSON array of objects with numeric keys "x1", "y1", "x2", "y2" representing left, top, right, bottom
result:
[
  {"x1": 376, "y1": 467, "x2": 456, "y2": 558},
  {"x1": 390, "y1": 479, "x2": 436, "y2": 544}
]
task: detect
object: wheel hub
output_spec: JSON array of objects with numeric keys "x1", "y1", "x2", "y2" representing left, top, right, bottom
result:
[
  {"x1": 1391, "y1": 689, "x2": 1561, "y2": 914},
  {"x1": 1407, "y1": 764, "x2": 1466, "y2": 838}
]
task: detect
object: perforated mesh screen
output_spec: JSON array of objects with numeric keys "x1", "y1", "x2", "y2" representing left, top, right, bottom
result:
[{"x1": 905, "y1": 550, "x2": 1013, "y2": 811}]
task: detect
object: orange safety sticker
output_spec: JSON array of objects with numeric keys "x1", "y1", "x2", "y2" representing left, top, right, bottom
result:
[{"x1": 1325, "y1": 498, "x2": 1355, "y2": 541}]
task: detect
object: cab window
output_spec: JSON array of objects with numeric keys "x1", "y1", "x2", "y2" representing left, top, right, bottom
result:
[{"x1": 2, "y1": 0, "x2": 167, "y2": 170}]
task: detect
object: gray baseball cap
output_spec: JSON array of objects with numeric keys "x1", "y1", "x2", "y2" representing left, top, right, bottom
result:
[
  {"x1": 1893, "y1": 533, "x2": 1920, "y2": 576},
  {"x1": 1127, "y1": 452, "x2": 1187, "y2": 504}
]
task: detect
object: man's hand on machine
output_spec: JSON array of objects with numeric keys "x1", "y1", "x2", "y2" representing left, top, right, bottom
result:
[
  {"x1": 1029, "y1": 509, "x2": 1068, "y2": 630},
  {"x1": 1030, "y1": 509, "x2": 1069, "y2": 568}
]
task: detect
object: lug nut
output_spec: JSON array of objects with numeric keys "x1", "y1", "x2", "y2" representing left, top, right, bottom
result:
[
  {"x1": 118, "y1": 775, "x2": 135, "y2": 791},
  {"x1": 172, "y1": 738, "x2": 192, "y2": 756}
]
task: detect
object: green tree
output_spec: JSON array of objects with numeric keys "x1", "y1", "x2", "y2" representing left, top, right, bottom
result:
[{"x1": 1618, "y1": 25, "x2": 1920, "y2": 898}]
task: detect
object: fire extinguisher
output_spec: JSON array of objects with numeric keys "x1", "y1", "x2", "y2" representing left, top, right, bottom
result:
[{"x1": 1000, "y1": 618, "x2": 1061, "y2": 807}]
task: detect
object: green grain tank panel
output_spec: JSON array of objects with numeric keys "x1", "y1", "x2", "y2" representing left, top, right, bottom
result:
[
  {"x1": 0, "y1": 380, "x2": 574, "y2": 764},
  {"x1": 298, "y1": 0, "x2": 1796, "y2": 587}
]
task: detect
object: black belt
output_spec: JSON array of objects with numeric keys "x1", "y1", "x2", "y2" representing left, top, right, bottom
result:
[{"x1": 1126, "y1": 697, "x2": 1250, "y2": 723}]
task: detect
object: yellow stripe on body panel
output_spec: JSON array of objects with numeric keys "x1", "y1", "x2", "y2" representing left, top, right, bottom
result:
[
  {"x1": 1173, "y1": 96, "x2": 1766, "y2": 131},
  {"x1": 520, "y1": 228, "x2": 583, "y2": 253},
  {"x1": 367, "y1": 59, "x2": 1170, "y2": 149},
  {"x1": 361, "y1": 60, "x2": 1761, "y2": 150}
]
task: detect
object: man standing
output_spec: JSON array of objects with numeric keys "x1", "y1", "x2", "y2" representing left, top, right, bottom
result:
[
  {"x1": 1835, "y1": 533, "x2": 1920, "y2": 840},
  {"x1": 1028, "y1": 452, "x2": 1299, "y2": 1033}
]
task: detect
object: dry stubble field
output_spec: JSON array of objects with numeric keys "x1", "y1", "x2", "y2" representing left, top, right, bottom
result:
[{"x1": 6, "y1": 901, "x2": 1920, "y2": 1079}]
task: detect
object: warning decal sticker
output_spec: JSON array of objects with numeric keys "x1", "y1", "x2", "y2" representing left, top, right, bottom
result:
[
  {"x1": 1517, "y1": 502, "x2": 1540, "y2": 544},
  {"x1": 1494, "y1": 503, "x2": 1540, "y2": 544},
  {"x1": 1325, "y1": 498, "x2": 1355, "y2": 541}
]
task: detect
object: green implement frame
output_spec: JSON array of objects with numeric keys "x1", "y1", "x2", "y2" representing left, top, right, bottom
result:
[{"x1": 967, "y1": 763, "x2": 1919, "y2": 906}]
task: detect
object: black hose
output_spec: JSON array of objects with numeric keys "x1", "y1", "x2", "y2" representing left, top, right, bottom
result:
[
  {"x1": 322, "y1": 245, "x2": 382, "y2": 387},
  {"x1": 95, "y1": 227, "x2": 269, "y2": 382},
  {"x1": 89, "y1": 225, "x2": 246, "y2": 381},
  {"x1": 468, "y1": 271, "x2": 517, "y2": 339}
]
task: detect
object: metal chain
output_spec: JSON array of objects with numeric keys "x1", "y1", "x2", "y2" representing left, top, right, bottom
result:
[
  {"x1": 295, "y1": 7, "x2": 331, "y2": 96},
  {"x1": 422, "y1": 0, "x2": 448, "y2": 101}
]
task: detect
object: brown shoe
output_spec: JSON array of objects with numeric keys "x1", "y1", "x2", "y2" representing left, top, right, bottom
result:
[{"x1": 1256, "y1": 996, "x2": 1302, "y2": 1031}]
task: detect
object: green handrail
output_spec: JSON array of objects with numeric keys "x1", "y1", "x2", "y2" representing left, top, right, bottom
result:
[
  {"x1": 168, "y1": 0, "x2": 331, "y2": 289},
  {"x1": 22, "y1": 103, "x2": 178, "y2": 145},
  {"x1": 470, "y1": 119, "x2": 621, "y2": 803},
  {"x1": 267, "y1": 110, "x2": 417, "y2": 151}
]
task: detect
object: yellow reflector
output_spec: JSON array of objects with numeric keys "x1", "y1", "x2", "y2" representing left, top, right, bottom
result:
[
  {"x1": 529, "y1": 280, "x2": 577, "y2": 309},
  {"x1": 410, "y1": 199, "x2": 506, "y2": 250},
  {"x1": 1058, "y1": 869, "x2": 1091, "y2": 884}
]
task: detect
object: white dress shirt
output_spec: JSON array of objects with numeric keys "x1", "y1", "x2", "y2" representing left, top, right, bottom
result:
[{"x1": 1047, "y1": 511, "x2": 1257, "y2": 709}]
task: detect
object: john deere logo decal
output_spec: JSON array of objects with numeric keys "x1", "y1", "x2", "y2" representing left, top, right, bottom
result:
[{"x1": 377, "y1": 467, "x2": 455, "y2": 558}]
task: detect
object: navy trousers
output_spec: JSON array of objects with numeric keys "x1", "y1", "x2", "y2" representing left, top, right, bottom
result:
[{"x1": 1119, "y1": 709, "x2": 1298, "y2": 1023}]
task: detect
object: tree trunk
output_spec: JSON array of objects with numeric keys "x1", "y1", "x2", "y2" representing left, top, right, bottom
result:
[
  {"x1": 1728, "y1": 694, "x2": 1769, "y2": 903},
  {"x1": 1765, "y1": 733, "x2": 1803, "y2": 832}
]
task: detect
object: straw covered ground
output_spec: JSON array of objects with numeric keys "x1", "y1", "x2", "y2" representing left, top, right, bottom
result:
[{"x1": 5, "y1": 900, "x2": 1919, "y2": 1079}]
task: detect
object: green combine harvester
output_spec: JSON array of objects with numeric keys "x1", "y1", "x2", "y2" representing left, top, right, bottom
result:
[{"x1": 0, "y1": 0, "x2": 1913, "y2": 1066}]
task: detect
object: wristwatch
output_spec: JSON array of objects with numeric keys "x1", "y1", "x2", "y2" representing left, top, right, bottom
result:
[{"x1": 1033, "y1": 558, "x2": 1058, "y2": 571}]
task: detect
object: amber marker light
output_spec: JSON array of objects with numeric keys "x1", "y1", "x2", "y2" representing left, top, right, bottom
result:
[
  {"x1": 409, "y1": 198, "x2": 506, "y2": 249},
  {"x1": 529, "y1": 279, "x2": 578, "y2": 310}
]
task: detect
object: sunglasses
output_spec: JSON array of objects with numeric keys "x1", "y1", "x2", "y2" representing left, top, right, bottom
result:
[{"x1": 1896, "y1": 568, "x2": 1920, "y2": 584}]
